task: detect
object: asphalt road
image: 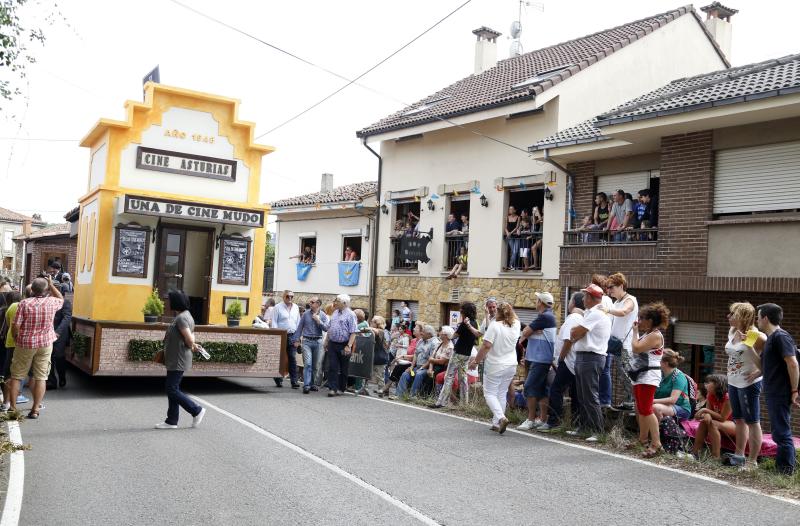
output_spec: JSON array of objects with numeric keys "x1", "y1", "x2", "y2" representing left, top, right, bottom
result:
[{"x1": 14, "y1": 368, "x2": 799, "y2": 525}]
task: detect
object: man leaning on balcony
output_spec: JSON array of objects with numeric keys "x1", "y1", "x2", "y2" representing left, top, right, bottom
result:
[{"x1": 608, "y1": 190, "x2": 635, "y2": 242}]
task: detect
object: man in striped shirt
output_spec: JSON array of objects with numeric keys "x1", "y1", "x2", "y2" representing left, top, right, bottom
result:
[{"x1": 9, "y1": 276, "x2": 64, "y2": 418}]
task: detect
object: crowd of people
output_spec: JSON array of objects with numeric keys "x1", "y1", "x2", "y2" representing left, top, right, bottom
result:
[
  {"x1": 264, "y1": 272, "x2": 799, "y2": 475},
  {"x1": 504, "y1": 205, "x2": 544, "y2": 271},
  {"x1": 577, "y1": 189, "x2": 658, "y2": 242}
]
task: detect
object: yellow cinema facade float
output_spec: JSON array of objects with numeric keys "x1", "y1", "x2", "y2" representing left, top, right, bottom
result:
[{"x1": 70, "y1": 83, "x2": 285, "y2": 377}]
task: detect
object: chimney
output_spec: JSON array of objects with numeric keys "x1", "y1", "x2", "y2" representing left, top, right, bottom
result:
[
  {"x1": 320, "y1": 173, "x2": 334, "y2": 193},
  {"x1": 700, "y1": 2, "x2": 737, "y2": 62},
  {"x1": 472, "y1": 26, "x2": 502, "y2": 75}
]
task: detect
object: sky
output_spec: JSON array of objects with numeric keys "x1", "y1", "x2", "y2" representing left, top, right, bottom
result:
[{"x1": 0, "y1": 0, "x2": 796, "y2": 228}]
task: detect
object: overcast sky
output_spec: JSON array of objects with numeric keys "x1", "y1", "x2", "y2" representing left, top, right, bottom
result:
[{"x1": 0, "y1": 0, "x2": 794, "y2": 227}]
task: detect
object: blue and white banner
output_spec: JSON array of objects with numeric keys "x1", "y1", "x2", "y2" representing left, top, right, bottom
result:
[
  {"x1": 338, "y1": 261, "x2": 361, "y2": 287},
  {"x1": 296, "y1": 263, "x2": 312, "y2": 281}
]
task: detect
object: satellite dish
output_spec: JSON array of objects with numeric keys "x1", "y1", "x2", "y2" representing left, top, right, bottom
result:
[
  {"x1": 510, "y1": 40, "x2": 523, "y2": 57},
  {"x1": 510, "y1": 20, "x2": 522, "y2": 39}
]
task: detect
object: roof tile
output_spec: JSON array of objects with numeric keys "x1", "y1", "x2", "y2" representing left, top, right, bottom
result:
[{"x1": 270, "y1": 181, "x2": 377, "y2": 209}]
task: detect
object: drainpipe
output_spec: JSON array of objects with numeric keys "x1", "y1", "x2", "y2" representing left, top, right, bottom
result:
[
  {"x1": 362, "y1": 137, "x2": 382, "y2": 318},
  {"x1": 543, "y1": 149, "x2": 574, "y2": 231}
]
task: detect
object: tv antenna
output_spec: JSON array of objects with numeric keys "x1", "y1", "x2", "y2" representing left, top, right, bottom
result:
[{"x1": 510, "y1": 1, "x2": 544, "y2": 57}]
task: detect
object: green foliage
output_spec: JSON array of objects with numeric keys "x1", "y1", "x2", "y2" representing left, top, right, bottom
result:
[
  {"x1": 142, "y1": 288, "x2": 165, "y2": 316},
  {"x1": 0, "y1": 0, "x2": 53, "y2": 101},
  {"x1": 225, "y1": 299, "x2": 243, "y2": 320},
  {"x1": 127, "y1": 339, "x2": 258, "y2": 364},
  {"x1": 71, "y1": 331, "x2": 90, "y2": 358},
  {"x1": 264, "y1": 230, "x2": 275, "y2": 267}
]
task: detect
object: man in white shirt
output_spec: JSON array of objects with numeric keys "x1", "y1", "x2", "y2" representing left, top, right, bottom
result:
[
  {"x1": 479, "y1": 297, "x2": 498, "y2": 334},
  {"x1": 271, "y1": 290, "x2": 301, "y2": 388},
  {"x1": 570, "y1": 284, "x2": 612, "y2": 441}
]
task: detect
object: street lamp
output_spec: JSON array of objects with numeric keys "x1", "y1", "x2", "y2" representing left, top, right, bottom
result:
[
  {"x1": 480, "y1": 194, "x2": 488, "y2": 207},
  {"x1": 427, "y1": 198, "x2": 435, "y2": 211},
  {"x1": 544, "y1": 187, "x2": 554, "y2": 201},
  {"x1": 381, "y1": 203, "x2": 389, "y2": 215}
]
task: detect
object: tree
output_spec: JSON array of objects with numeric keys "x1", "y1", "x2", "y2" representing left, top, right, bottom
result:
[
  {"x1": 264, "y1": 230, "x2": 275, "y2": 267},
  {"x1": 0, "y1": 0, "x2": 52, "y2": 101}
]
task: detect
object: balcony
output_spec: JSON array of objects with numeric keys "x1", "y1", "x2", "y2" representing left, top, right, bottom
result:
[
  {"x1": 390, "y1": 237, "x2": 418, "y2": 271},
  {"x1": 563, "y1": 227, "x2": 658, "y2": 246},
  {"x1": 443, "y1": 235, "x2": 468, "y2": 271},
  {"x1": 503, "y1": 232, "x2": 543, "y2": 272},
  {"x1": 560, "y1": 228, "x2": 658, "y2": 271}
]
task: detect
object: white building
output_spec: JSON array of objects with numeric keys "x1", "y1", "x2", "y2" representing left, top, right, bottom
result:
[
  {"x1": 0, "y1": 207, "x2": 45, "y2": 284},
  {"x1": 357, "y1": 5, "x2": 732, "y2": 327},
  {"x1": 271, "y1": 175, "x2": 377, "y2": 312}
]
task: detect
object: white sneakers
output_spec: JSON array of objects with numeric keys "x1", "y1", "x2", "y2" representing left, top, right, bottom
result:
[
  {"x1": 516, "y1": 419, "x2": 545, "y2": 431},
  {"x1": 155, "y1": 422, "x2": 178, "y2": 430},
  {"x1": 192, "y1": 408, "x2": 206, "y2": 428},
  {"x1": 585, "y1": 436, "x2": 599, "y2": 443},
  {"x1": 155, "y1": 407, "x2": 206, "y2": 429}
]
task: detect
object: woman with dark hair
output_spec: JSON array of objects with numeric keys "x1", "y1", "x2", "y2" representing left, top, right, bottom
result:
[
  {"x1": 431, "y1": 302, "x2": 481, "y2": 408},
  {"x1": 156, "y1": 290, "x2": 205, "y2": 430},
  {"x1": 630, "y1": 301, "x2": 669, "y2": 458},
  {"x1": 690, "y1": 374, "x2": 735, "y2": 459}
]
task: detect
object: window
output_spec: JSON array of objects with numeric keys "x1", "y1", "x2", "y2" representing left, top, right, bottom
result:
[
  {"x1": 511, "y1": 65, "x2": 573, "y2": 89},
  {"x1": 444, "y1": 196, "x2": 470, "y2": 270},
  {"x1": 504, "y1": 188, "x2": 544, "y2": 271},
  {"x1": 342, "y1": 235, "x2": 362, "y2": 261},
  {"x1": 390, "y1": 201, "x2": 421, "y2": 270},
  {"x1": 714, "y1": 141, "x2": 800, "y2": 215},
  {"x1": 673, "y1": 322, "x2": 716, "y2": 382},
  {"x1": 297, "y1": 236, "x2": 316, "y2": 264},
  {"x1": 3, "y1": 231, "x2": 12, "y2": 253}
]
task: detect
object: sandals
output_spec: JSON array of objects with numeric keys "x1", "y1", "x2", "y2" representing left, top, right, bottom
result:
[
  {"x1": 642, "y1": 446, "x2": 664, "y2": 459},
  {"x1": 625, "y1": 441, "x2": 649, "y2": 450},
  {"x1": 27, "y1": 411, "x2": 39, "y2": 420}
]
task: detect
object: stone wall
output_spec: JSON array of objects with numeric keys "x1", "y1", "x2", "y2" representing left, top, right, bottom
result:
[{"x1": 375, "y1": 275, "x2": 561, "y2": 326}]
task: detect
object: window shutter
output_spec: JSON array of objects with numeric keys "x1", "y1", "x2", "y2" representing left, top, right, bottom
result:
[
  {"x1": 596, "y1": 172, "x2": 650, "y2": 199},
  {"x1": 515, "y1": 308, "x2": 539, "y2": 328},
  {"x1": 673, "y1": 322, "x2": 715, "y2": 346},
  {"x1": 714, "y1": 141, "x2": 800, "y2": 214}
]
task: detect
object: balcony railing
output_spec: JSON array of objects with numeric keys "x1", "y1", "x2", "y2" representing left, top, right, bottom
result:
[
  {"x1": 390, "y1": 237, "x2": 418, "y2": 271},
  {"x1": 444, "y1": 235, "x2": 468, "y2": 271},
  {"x1": 563, "y1": 228, "x2": 658, "y2": 246},
  {"x1": 503, "y1": 232, "x2": 543, "y2": 271}
]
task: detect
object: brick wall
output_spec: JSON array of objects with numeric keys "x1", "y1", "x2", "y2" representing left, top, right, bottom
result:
[{"x1": 28, "y1": 237, "x2": 77, "y2": 280}]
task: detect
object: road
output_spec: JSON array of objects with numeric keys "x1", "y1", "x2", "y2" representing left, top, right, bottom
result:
[{"x1": 14, "y1": 369, "x2": 799, "y2": 525}]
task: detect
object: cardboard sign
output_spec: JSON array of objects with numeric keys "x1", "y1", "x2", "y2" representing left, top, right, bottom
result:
[{"x1": 347, "y1": 332, "x2": 375, "y2": 379}]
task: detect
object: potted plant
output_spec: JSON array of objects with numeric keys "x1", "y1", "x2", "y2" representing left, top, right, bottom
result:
[
  {"x1": 142, "y1": 288, "x2": 165, "y2": 323},
  {"x1": 225, "y1": 299, "x2": 243, "y2": 327}
]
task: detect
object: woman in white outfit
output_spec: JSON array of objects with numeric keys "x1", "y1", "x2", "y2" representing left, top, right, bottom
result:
[
  {"x1": 604, "y1": 272, "x2": 639, "y2": 409},
  {"x1": 470, "y1": 302, "x2": 520, "y2": 434}
]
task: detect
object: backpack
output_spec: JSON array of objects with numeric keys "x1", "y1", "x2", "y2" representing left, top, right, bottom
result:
[
  {"x1": 659, "y1": 416, "x2": 690, "y2": 454},
  {"x1": 684, "y1": 373, "x2": 699, "y2": 418}
]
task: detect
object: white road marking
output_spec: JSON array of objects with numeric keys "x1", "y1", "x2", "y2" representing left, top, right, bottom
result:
[
  {"x1": 359, "y1": 394, "x2": 800, "y2": 507},
  {"x1": 191, "y1": 395, "x2": 442, "y2": 526},
  {"x1": 1, "y1": 421, "x2": 25, "y2": 526}
]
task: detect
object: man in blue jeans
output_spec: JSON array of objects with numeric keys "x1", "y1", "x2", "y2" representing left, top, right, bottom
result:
[
  {"x1": 396, "y1": 325, "x2": 438, "y2": 398},
  {"x1": 292, "y1": 296, "x2": 329, "y2": 394},
  {"x1": 756, "y1": 303, "x2": 800, "y2": 475}
]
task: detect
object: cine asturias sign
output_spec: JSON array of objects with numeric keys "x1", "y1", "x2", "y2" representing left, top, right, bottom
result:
[
  {"x1": 123, "y1": 195, "x2": 264, "y2": 228},
  {"x1": 136, "y1": 146, "x2": 237, "y2": 182}
]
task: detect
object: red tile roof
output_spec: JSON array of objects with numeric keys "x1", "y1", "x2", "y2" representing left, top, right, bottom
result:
[
  {"x1": 270, "y1": 181, "x2": 378, "y2": 209},
  {"x1": 0, "y1": 207, "x2": 46, "y2": 225},
  {"x1": 13, "y1": 223, "x2": 70, "y2": 241},
  {"x1": 358, "y1": 5, "x2": 728, "y2": 137}
]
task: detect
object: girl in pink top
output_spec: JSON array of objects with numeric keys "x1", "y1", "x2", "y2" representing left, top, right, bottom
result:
[{"x1": 691, "y1": 374, "x2": 735, "y2": 459}]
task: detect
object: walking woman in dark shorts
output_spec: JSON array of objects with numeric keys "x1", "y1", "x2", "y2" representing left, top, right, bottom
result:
[{"x1": 155, "y1": 290, "x2": 206, "y2": 430}]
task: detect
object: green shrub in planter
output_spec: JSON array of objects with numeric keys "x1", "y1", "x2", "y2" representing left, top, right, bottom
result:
[
  {"x1": 142, "y1": 289, "x2": 165, "y2": 320},
  {"x1": 225, "y1": 300, "x2": 243, "y2": 320},
  {"x1": 71, "y1": 332, "x2": 91, "y2": 358},
  {"x1": 127, "y1": 339, "x2": 258, "y2": 363}
]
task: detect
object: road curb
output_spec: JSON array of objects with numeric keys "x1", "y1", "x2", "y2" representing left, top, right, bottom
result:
[{"x1": 0, "y1": 421, "x2": 24, "y2": 526}]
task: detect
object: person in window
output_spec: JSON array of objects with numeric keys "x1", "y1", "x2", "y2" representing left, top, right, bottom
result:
[
  {"x1": 608, "y1": 189, "x2": 634, "y2": 241},
  {"x1": 402, "y1": 220, "x2": 416, "y2": 237},
  {"x1": 530, "y1": 208, "x2": 543, "y2": 270},
  {"x1": 445, "y1": 213, "x2": 462, "y2": 236},
  {"x1": 504, "y1": 206, "x2": 520, "y2": 270},
  {"x1": 593, "y1": 192, "x2": 610, "y2": 229},
  {"x1": 391, "y1": 220, "x2": 405, "y2": 239},
  {"x1": 459, "y1": 214, "x2": 469, "y2": 235},
  {"x1": 290, "y1": 245, "x2": 314, "y2": 264},
  {"x1": 406, "y1": 210, "x2": 420, "y2": 228},
  {"x1": 636, "y1": 189, "x2": 658, "y2": 240},
  {"x1": 344, "y1": 246, "x2": 359, "y2": 261},
  {"x1": 446, "y1": 246, "x2": 468, "y2": 280},
  {"x1": 517, "y1": 218, "x2": 533, "y2": 271}
]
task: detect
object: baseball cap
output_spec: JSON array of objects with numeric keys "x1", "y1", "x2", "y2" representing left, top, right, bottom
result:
[
  {"x1": 581, "y1": 284, "x2": 604, "y2": 299},
  {"x1": 535, "y1": 292, "x2": 554, "y2": 306}
]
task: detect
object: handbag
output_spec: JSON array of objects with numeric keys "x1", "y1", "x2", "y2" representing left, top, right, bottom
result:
[
  {"x1": 627, "y1": 365, "x2": 660, "y2": 382},
  {"x1": 153, "y1": 350, "x2": 165, "y2": 365},
  {"x1": 606, "y1": 296, "x2": 634, "y2": 357}
]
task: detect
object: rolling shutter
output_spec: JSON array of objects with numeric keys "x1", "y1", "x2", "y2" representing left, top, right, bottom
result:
[
  {"x1": 714, "y1": 141, "x2": 800, "y2": 214},
  {"x1": 596, "y1": 172, "x2": 650, "y2": 199},
  {"x1": 390, "y1": 300, "x2": 419, "y2": 322},
  {"x1": 673, "y1": 322, "x2": 715, "y2": 346},
  {"x1": 515, "y1": 308, "x2": 539, "y2": 329}
]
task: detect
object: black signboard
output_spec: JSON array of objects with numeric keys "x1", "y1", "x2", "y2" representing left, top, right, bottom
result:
[
  {"x1": 347, "y1": 332, "x2": 375, "y2": 379},
  {"x1": 218, "y1": 236, "x2": 251, "y2": 285},
  {"x1": 399, "y1": 229, "x2": 433, "y2": 263},
  {"x1": 113, "y1": 225, "x2": 150, "y2": 278}
]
